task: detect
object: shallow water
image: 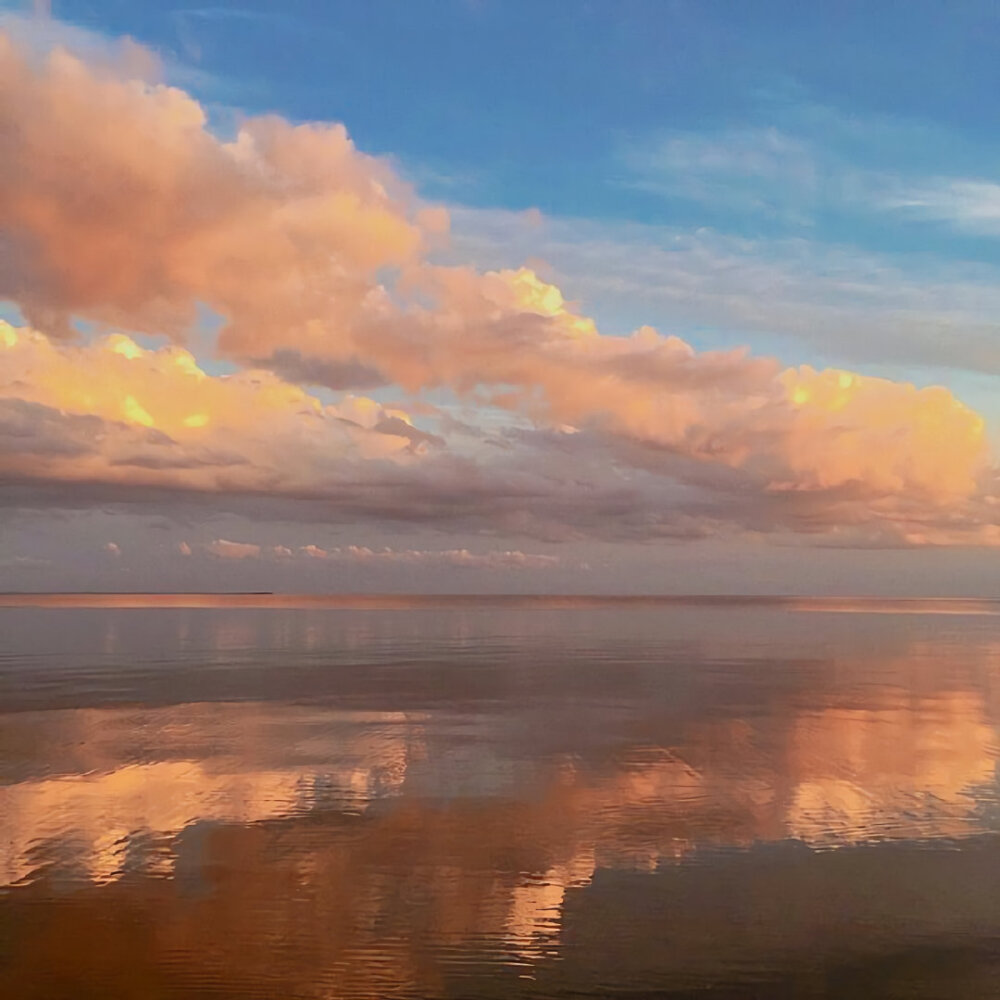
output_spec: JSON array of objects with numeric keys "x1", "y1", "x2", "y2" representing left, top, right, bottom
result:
[{"x1": 3, "y1": 596, "x2": 1000, "y2": 998}]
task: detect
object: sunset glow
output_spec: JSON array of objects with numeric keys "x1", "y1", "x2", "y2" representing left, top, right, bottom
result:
[
  {"x1": 6, "y1": 9, "x2": 1000, "y2": 998},
  {"x1": 2, "y1": 4, "x2": 999, "y2": 593}
]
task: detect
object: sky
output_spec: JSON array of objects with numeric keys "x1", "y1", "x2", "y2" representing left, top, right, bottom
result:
[{"x1": 2, "y1": 0, "x2": 1000, "y2": 594}]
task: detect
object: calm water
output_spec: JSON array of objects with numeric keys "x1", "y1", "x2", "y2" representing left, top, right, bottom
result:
[{"x1": 3, "y1": 596, "x2": 1000, "y2": 998}]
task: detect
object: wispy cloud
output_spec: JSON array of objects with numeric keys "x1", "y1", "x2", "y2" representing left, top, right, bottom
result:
[
  {"x1": 885, "y1": 179, "x2": 1000, "y2": 235},
  {"x1": 622, "y1": 126, "x2": 822, "y2": 224},
  {"x1": 293, "y1": 544, "x2": 561, "y2": 570},
  {"x1": 617, "y1": 101, "x2": 1000, "y2": 245},
  {"x1": 447, "y1": 206, "x2": 1000, "y2": 375},
  {"x1": 169, "y1": 5, "x2": 305, "y2": 63},
  {"x1": 171, "y1": 6, "x2": 297, "y2": 25},
  {"x1": 0, "y1": 554, "x2": 50, "y2": 568},
  {"x1": 192, "y1": 540, "x2": 561, "y2": 569}
]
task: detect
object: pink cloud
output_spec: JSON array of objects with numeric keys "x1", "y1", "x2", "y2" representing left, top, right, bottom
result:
[{"x1": 0, "y1": 27, "x2": 995, "y2": 552}]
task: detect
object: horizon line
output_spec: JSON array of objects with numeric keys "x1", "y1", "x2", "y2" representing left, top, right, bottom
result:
[{"x1": 1, "y1": 592, "x2": 999, "y2": 614}]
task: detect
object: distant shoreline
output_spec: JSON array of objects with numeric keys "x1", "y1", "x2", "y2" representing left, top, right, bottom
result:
[{"x1": 0, "y1": 593, "x2": 997, "y2": 615}]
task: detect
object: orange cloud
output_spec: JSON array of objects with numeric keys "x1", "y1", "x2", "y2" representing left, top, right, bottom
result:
[
  {"x1": 0, "y1": 322, "x2": 423, "y2": 493},
  {"x1": 0, "y1": 28, "x2": 995, "y2": 548}
]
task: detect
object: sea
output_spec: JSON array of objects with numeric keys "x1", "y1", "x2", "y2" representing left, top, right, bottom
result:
[{"x1": 2, "y1": 594, "x2": 1000, "y2": 998}]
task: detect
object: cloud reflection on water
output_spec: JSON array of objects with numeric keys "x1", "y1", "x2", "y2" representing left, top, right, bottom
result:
[{"x1": 3, "y1": 603, "x2": 1000, "y2": 996}]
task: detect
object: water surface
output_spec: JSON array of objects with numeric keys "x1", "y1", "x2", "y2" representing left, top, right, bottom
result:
[{"x1": 3, "y1": 596, "x2": 1000, "y2": 997}]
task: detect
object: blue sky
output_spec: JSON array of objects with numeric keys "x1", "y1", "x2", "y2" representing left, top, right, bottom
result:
[{"x1": 39, "y1": 0, "x2": 1000, "y2": 240}]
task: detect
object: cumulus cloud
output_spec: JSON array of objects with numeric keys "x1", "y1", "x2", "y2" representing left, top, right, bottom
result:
[
  {"x1": 3, "y1": 313, "x2": 985, "y2": 541},
  {"x1": 0, "y1": 31, "x2": 441, "y2": 355},
  {"x1": 0, "y1": 322, "x2": 428, "y2": 493},
  {"x1": 0, "y1": 27, "x2": 996, "y2": 552}
]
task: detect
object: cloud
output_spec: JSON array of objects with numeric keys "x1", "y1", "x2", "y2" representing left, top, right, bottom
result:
[
  {"x1": 0, "y1": 11, "x2": 165, "y2": 87},
  {"x1": 0, "y1": 323, "x2": 427, "y2": 493},
  {"x1": 886, "y1": 179, "x2": 1000, "y2": 235},
  {"x1": 0, "y1": 30, "x2": 435, "y2": 351},
  {"x1": 190, "y1": 540, "x2": 561, "y2": 569},
  {"x1": 0, "y1": 28, "x2": 996, "y2": 552},
  {"x1": 615, "y1": 103, "x2": 991, "y2": 234},
  {"x1": 171, "y1": 6, "x2": 295, "y2": 24},
  {"x1": 0, "y1": 554, "x2": 50, "y2": 569},
  {"x1": 622, "y1": 126, "x2": 821, "y2": 223},
  {"x1": 294, "y1": 545, "x2": 561, "y2": 570},
  {"x1": 204, "y1": 538, "x2": 260, "y2": 560},
  {"x1": 447, "y1": 206, "x2": 1000, "y2": 376},
  {"x1": 5, "y1": 306, "x2": 988, "y2": 548}
]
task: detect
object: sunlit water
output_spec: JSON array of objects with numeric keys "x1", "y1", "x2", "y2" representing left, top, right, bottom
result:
[{"x1": 3, "y1": 595, "x2": 1000, "y2": 998}]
